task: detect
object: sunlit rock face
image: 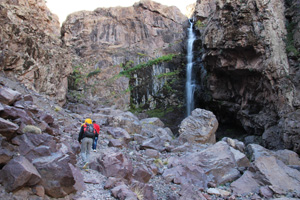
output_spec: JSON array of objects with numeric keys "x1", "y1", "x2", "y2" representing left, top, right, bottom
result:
[
  {"x1": 61, "y1": 0, "x2": 188, "y2": 110},
  {"x1": 192, "y1": 0, "x2": 300, "y2": 153},
  {"x1": 0, "y1": 0, "x2": 72, "y2": 105}
]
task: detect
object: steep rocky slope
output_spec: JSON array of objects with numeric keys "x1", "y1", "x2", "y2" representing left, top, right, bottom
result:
[
  {"x1": 61, "y1": 0, "x2": 188, "y2": 112},
  {"x1": 192, "y1": 0, "x2": 300, "y2": 153},
  {"x1": 0, "y1": 0, "x2": 72, "y2": 105},
  {"x1": 0, "y1": 74, "x2": 299, "y2": 200}
]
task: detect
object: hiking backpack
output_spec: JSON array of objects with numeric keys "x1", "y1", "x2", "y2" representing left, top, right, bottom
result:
[{"x1": 83, "y1": 123, "x2": 95, "y2": 138}]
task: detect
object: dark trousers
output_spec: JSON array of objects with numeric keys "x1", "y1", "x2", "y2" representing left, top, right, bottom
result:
[{"x1": 92, "y1": 136, "x2": 98, "y2": 150}]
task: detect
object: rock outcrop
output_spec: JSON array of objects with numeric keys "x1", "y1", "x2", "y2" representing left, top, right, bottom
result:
[
  {"x1": 192, "y1": 0, "x2": 300, "y2": 153},
  {"x1": 0, "y1": 0, "x2": 72, "y2": 105},
  {"x1": 61, "y1": 0, "x2": 188, "y2": 111}
]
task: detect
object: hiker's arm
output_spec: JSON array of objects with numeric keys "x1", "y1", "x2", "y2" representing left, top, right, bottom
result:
[{"x1": 78, "y1": 126, "x2": 84, "y2": 143}]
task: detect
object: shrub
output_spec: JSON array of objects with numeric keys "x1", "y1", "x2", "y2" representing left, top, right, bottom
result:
[{"x1": 23, "y1": 125, "x2": 42, "y2": 134}]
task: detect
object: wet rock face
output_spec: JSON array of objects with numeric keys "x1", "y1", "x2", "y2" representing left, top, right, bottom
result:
[
  {"x1": 0, "y1": 0, "x2": 72, "y2": 105},
  {"x1": 193, "y1": 0, "x2": 299, "y2": 151},
  {"x1": 62, "y1": 0, "x2": 187, "y2": 109}
]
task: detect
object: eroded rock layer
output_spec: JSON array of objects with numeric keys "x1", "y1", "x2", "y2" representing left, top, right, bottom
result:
[
  {"x1": 0, "y1": 0, "x2": 72, "y2": 105},
  {"x1": 61, "y1": 0, "x2": 188, "y2": 110}
]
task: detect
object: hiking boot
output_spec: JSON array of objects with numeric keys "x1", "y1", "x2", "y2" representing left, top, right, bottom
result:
[
  {"x1": 82, "y1": 162, "x2": 89, "y2": 169},
  {"x1": 93, "y1": 149, "x2": 97, "y2": 152}
]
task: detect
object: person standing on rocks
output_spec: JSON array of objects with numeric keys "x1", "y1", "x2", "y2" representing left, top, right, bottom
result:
[
  {"x1": 92, "y1": 120, "x2": 100, "y2": 152},
  {"x1": 78, "y1": 118, "x2": 95, "y2": 169}
]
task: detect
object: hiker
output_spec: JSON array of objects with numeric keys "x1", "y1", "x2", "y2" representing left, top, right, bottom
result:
[
  {"x1": 92, "y1": 120, "x2": 100, "y2": 152},
  {"x1": 78, "y1": 118, "x2": 95, "y2": 169}
]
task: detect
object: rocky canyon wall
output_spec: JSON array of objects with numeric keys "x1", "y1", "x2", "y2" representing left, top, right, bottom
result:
[
  {"x1": 192, "y1": 0, "x2": 300, "y2": 153},
  {"x1": 61, "y1": 0, "x2": 188, "y2": 111},
  {"x1": 0, "y1": 0, "x2": 72, "y2": 105}
]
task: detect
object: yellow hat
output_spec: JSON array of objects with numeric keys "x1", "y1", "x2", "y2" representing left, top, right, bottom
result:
[{"x1": 84, "y1": 118, "x2": 92, "y2": 124}]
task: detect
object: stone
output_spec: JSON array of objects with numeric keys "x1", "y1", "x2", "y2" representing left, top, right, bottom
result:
[
  {"x1": 108, "y1": 139, "x2": 123, "y2": 148},
  {"x1": 106, "y1": 127, "x2": 131, "y2": 144},
  {"x1": 0, "y1": 156, "x2": 41, "y2": 192},
  {"x1": 145, "y1": 149, "x2": 160, "y2": 158},
  {"x1": 132, "y1": 164, "x2": 152, "y2": 183},
  {"x1": 229, "y1": 147, "x2": 251, "y2": 168},
  {"x1": 0, "y1": 86, "x2": 21, "y2": 105},
  {"x1": 91, "y1": 151, "x2": 133, "y2": 181},
  {"x1": 111, "y1": 184, "x2": 138, "y2": 200},
  {"x1": 32, "y1": 185, "x2": 45, "y2": 197},
  {"x1": 178, "y1": 108, "x2": 218, "y2": 144},
  {"x1": 32, "y1": 152, "x2": 82, "y2": 198},
  {"x1": 162, "y1": 164, "x2": 208, "y2": 189},
  {"x1": 108, "y1": 112, "x2": 142, "y2": 135},
  {"x1": 0, "y1": 117, "x2": 19, "y2": 139},
  {"x1": 231, "y1": 171, "x2": 260, "y2": 195},
  {"x1": 259, "y1": 186, "x2": 273, "y2": 199},
  {"x1": 141, "y1": 137, "x2": 166, "y2": 152},
  {"x1": 140, "y1": 117, "x2": 164, "y2": 127},
  {"x1": 183, "y1": 141, "x2": 240, "y2": 185},
  {"x1": 0, "y1": 148, "x2": 13, "y2": 165},
  {"x1": 253, "y1": 156, "x2": 300, "y2": 195},
  {"x1": 0, "y1": 105, "x2": 35, "y2": 125}
]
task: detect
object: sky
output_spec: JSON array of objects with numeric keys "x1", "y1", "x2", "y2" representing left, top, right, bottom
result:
[{"x1": 46, "y1": 0, "x2": 196, "y2": 24}]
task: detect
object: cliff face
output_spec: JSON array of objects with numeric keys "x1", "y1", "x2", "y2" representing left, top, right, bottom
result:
[
  {"x1": 193, "y1": 0, "x2": 300, "y2": 153},
  {"x1": 61, "y1": 0, "x2": 188, "y2": 110},
  {"x1": 0, "y1": 0, "x2": 72, "y2": 105}
]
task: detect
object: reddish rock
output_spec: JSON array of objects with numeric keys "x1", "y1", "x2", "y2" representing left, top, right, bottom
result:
[
  {"x1": 0, "y1": 105, "x2": 35, "y2": 125},
  {"x1": 32, "y1": 153, "x2": 82, "y2": 198},
  {"x1": 0, "y1": 117, "x2": 19, "y2": 139},
  {"x1": 32, "y1": 185, "x2": 45, "y2": 197},
  {"x1": 0, "y1": 148, "x2": 13, "y2": 165},
  {"x1": 145, "y1": 149, "x2": 160, "y2": 158},
  {"x1": 133, "y1": 164, "x2": 152, "y2": 183},
  {"x1": 0, "y1": 156, "x2": 41, "y2": 192},
  {"x1": 111, "y1": 184, "x2": 138, "y2": 200},
  {"x1": 0, "y1": 86, "x2": 21, "y2": 105},
  {"x1": 108, "y1": 139, "x2": 124, "y2": 148},
  {"x1": 106, "y1": 127, "x2": 132, "y2": 144},
  {"x1": 92, "y1": 152, "x2": 133, "y2": 181},
  {"x1": 162, "y1": 164, "x2": 208, "y2": 189}
]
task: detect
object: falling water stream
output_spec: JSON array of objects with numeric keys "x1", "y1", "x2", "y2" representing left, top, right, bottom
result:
[{"x1": 186, "y1": 20, "x2": 196, "y2": 116}]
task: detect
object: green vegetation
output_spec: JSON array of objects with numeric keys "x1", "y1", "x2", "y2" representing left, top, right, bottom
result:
[
  {"x1": 87, "y1": 69, "x2": 101, "y2": 78},
  {"x1": 119, "y1": 54, "x2": 176, "y2": 78},
  {"x1": 285, "y1": 21, "x2": 299, "y2": 57},
  {"x1": 156, "y1": 70, "x2": 179, "y2": 79},
  {"x1": 195, "y1": 20, "x2": 205, "y2": 29},
  {"x1": 146, "y1": 107, "x2": 174, "y2": 118}
]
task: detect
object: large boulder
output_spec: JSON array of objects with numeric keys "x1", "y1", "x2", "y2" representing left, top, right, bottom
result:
[
  {"x1": 0, "y1": 156, "x2": 41, "y2": 192},
  {"x1": 32, "y1": 152, "x2": 82, "y2": 198},
  {"x1": 178, "y1": 108, "x2": 218, "y2": 144},
  {"x1": 91, "y1": 151, "x2": 133, "y2": 181},
  {"x1": 231, "y1": 156, "x2": 300, "y2": 196},
  {"x1": 108, "y1": 112, "x2": 142, "y2": 135},
  {"x1": 166, "y1": 141, "x2": 240, "y2": 185}
]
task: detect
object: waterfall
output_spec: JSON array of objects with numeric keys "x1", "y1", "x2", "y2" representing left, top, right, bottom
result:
[{"x1": 186, "y1": 19, "x2": 196, "y2": 116}]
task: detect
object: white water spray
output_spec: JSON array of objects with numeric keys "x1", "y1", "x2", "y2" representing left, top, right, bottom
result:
[{"x1": 186, "y1": 20, "x2": 196, "y2": 116}]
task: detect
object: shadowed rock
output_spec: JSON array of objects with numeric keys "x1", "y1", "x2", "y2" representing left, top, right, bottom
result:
[
  {"x1": 0, "y1": 87, "x2": 21, "y2": 106},
  {"x1": 0, "y1": 156, "x2": 41, "y2": 192},
  {"x1": 0, "y1": 117, "x2": 19, "y2": 139}
]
